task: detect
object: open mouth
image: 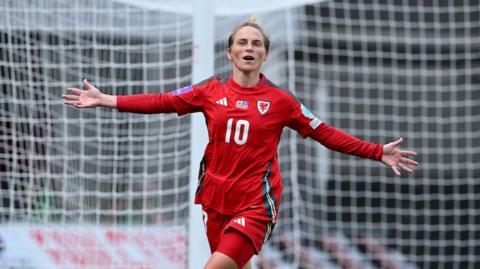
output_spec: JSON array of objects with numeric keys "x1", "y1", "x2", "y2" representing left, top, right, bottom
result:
[{"x1": 243, "y1": 55, "x2": 255, "y2": 61}]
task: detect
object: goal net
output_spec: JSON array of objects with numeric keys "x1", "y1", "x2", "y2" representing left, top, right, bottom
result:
[
  {"x1": 1, "y1": 0, "x2": 192, "y2": 268},
  {"x1": 1, "y1": 0, "x2": 479, "y2": 268}
]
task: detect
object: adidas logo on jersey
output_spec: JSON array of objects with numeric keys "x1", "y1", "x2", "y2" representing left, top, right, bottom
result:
[
  {"x1": 233, "y1": 217, "x2": 246, "y2": 227},
  {"x1": 216, "y1": 97, "x2": 227, "y2": 106}
]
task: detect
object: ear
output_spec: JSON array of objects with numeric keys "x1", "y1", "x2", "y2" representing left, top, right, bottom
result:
[
  {"x1": 263, "y1": 52, "x2": 269, "y2": 62},
  {"x1": 227, "y1": 47, "x2": 233, "y2": 60}
]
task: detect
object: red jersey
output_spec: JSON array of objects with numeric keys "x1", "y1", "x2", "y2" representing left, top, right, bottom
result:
[{"x1": 117, "y1": 74, "x2": 383, "y2": 221}]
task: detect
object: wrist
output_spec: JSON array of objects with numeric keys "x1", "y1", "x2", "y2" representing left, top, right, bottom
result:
[{"x1": 100, "y1": 94, "x2": 117, "y2": 108}]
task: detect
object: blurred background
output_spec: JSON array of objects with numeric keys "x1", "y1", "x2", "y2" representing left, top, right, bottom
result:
[{"x1": 1, "y1": 0, "x2": 479, "y2": 268}]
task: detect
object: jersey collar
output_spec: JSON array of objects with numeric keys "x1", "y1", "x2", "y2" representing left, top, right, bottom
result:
[{"x1": 227, "y1": 73, "x2": 268, "y2": 95}]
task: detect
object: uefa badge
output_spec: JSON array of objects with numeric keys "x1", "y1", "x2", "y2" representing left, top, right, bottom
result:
[{"x1": 257, "y1": 100, "x2": 271, "y2": 115}]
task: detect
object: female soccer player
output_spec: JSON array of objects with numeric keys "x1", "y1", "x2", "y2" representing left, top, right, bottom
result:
[{"x1": 63, "y1": 17, "x2": 418, "y2": 269}]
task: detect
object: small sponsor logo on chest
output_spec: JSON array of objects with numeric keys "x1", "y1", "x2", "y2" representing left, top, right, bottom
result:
[{"x1": 235, "y1": 100, "x2": 249, "y2": 109}]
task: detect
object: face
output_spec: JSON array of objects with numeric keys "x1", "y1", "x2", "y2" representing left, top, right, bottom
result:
[{"x1": 227, "y1": 26, "x2": 269, "y2": 73}]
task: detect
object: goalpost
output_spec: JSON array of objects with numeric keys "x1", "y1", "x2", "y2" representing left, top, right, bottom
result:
[
  {"x1": 1, "y1": 1, "x2": 479, "y2": 269},
  {"x1": 188, "y1": 0, "x2": 213, "y2": 268}
]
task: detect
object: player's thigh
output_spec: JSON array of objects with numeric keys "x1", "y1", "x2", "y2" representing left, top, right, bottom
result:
[
  {"x1": 203, "y1": 252, "x2": 252, "y2": 269},
  {"x1": 215, "y1": 229, "x2": 256, "y2": 268},
  {"x1": 204, "y1": 251, "x2": 238, "y2": 269},
  {"x1": 242, "y1": 260, "x2": 252, "y2": 269}
]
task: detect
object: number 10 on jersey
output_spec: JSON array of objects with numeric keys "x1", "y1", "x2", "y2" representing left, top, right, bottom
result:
[{"x1": 225, "y1": 118, "x2": 249, "y2": 145}]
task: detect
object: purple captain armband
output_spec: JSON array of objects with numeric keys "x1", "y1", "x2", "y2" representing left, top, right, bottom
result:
[{"x1": 171, "y1": 85, "x2": 193, "y2": 96}]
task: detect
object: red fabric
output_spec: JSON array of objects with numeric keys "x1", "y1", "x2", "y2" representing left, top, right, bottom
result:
[
  {"x1": 116, "y1": 74, "x2": 383, "y2": 216},
  {"x1": 203, "y1": 206, "x2": 275, "y2": 255},
  {"x1": 309, "y1": 123, "x2": 384, "y2": 161},
  {"x1": 216, "y1": 230, "x2": 256, "y2": 268},
  {"x1": 117, "y1": 93, "x2": 176, "y2": 114}
]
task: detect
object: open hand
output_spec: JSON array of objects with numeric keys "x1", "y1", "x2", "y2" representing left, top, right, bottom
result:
[
  {"x1": 63, "y1": 79, "x2": 114, "y2": 108},
  {"x1": 381, "y1": 138, "x2": 418, "y2": 176}
]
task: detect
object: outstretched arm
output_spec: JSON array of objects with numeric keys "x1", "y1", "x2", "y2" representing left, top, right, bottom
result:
[
  {"x1": 63, "y1": 79, "x2": 177, "y2": 114},
  {"x1": 63, "y1": 79, "x2": 116, "y2": 108},
  {"x1": 309, "y1": 123, "x2": 418, "y2": 176},
  {"x1": 381, "y1": 137, "x2": 418, "y2": 176},
  {"x1": 289, "y1": 101, "x2": 418, "y2": 176}
]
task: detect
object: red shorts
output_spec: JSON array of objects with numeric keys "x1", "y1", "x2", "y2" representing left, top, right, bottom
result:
[{"x1": 202, "y1": 206, "x2": 276, "y2": 255}]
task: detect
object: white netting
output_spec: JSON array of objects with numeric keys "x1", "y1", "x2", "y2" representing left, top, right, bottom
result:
[
  {"x1": 1, "y1": 0, "x2": 479, "y2": 268},
  {"x1": 251, "y1": 2, "x2": 480, "y2": 269},
  {"x1": 1, "y1": 0, "x2": 192, "y2": 268}
]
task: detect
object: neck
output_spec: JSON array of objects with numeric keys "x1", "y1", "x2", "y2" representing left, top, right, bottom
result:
[{"x1": 232, "y1": 68, "x2": 261, "y2": 88}]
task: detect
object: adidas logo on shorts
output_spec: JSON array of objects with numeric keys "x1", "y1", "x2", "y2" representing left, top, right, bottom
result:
[{"x1": 233, "y1": 217, "x2": 246, "y2": 227}]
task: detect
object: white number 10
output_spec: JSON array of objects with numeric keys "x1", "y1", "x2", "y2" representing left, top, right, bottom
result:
[{"x1": 225, "y1": 118, "x2": 249, "y2": 145}]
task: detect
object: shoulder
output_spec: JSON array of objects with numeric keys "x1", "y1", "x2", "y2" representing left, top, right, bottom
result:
[
  {"x1": 263, "y1": 78, "x2": 301, "y2": 105},
  {"x1": 195, "y1": 75, "x2": 228, "y2": 88}
]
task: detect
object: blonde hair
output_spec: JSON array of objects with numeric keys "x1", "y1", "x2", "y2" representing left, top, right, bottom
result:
[{"x1": 228, "y1": 15, "x2": 270, "y2": 52}]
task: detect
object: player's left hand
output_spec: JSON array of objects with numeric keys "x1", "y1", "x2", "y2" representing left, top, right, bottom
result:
[{"x1": 381, "y1": 137, "x2": 418, "y2": 176}]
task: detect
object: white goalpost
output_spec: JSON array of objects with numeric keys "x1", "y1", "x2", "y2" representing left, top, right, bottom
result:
[
  {"x1": 188, "y1": 0, "x2": 214, "y2": 268},
  {"x1": 1, "y1": 1, "x2": 479, "y2": 269}
]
